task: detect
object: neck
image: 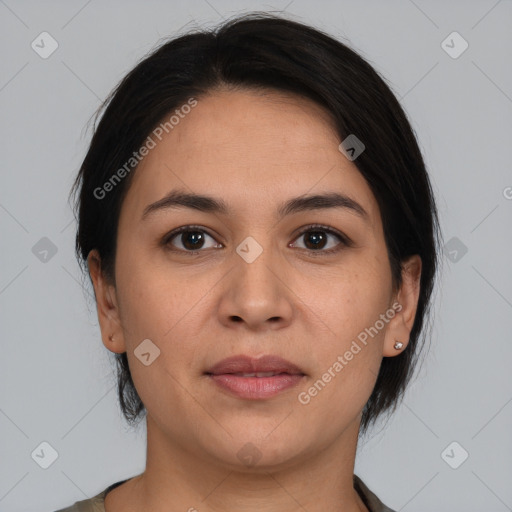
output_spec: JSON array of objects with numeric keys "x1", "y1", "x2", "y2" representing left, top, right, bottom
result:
[{"x1": 124, "y1": 415, "x2": 368, "y2": 512}]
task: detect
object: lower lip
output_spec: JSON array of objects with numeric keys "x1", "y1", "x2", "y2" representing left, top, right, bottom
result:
[{"x1": 208, "y1": 373, "x2": 304, "y2": 399}]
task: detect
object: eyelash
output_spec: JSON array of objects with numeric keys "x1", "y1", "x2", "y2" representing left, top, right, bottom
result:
[{"x1": 162, "y1": 224, "x2": 352, "y2": 256}]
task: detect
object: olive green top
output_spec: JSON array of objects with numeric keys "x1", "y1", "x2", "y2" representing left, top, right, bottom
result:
[{"x1": 55, "y1": 474, "x2": 395, "y2": 512}]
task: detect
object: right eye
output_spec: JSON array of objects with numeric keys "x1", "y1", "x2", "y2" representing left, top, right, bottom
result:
[{"x1": 163, "y1": 226, "x2": 223, "y2": 254}]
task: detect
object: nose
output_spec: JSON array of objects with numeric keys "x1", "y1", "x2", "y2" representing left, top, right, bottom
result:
[{"x1": 216, "y1": 240, "x2": 294, "y2": 331}]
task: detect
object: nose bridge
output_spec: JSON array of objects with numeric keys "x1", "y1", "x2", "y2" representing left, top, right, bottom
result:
[
  {"x1": 234, "y1": 231, "x2": 281, "y2": 295},
  {"x1": 219, "y1": 231, "x2": 293, "y2": 327}
]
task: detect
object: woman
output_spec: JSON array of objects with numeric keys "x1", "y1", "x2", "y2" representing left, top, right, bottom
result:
[{"x1": 57, "y1": 11, "x2": 440, "y2": 512}]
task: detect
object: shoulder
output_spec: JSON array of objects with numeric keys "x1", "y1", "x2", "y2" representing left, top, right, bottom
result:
[
  {"x1": 54, "y1": 475, "x2": 392, "y2": 512},
  {"x1": 353, "y1": 474, "x2": 396, "y2": 512},
  {"x1": 53, "y1": 488, "x2": 108, "y2": 512},
  {"x1": 54, "y1": 477, "x2": 132, "y2": 511}
]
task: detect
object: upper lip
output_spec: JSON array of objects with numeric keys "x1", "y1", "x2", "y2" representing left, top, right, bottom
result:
[{"x1": 206, "y1": 355, "x2": 305, "y2": 375}]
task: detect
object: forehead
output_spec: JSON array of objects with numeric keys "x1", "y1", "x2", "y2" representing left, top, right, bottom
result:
[{"x1": 120, "y1": 89, "x2": 379, "y2": 224}]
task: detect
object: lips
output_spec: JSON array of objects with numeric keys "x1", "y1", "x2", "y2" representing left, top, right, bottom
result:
[
  {"x1": 206, "y1": 355, "x2": 305, "y2": 400},
  {"x1": 206, "y1": 355, "x2": 304, "y2": 376}
]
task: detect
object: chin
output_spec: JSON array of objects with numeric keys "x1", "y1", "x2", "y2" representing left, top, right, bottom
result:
[{"x1": 206, "y1": 427, "x2": 312, "y2": 472}]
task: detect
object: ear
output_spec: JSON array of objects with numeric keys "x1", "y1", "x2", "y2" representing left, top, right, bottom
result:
[
  {"x1": 383, "y1": 254, "x2": 422, "y2": 357},
  {"x1": 87, "y1": 249, "x2": 126, "y2": 354}
]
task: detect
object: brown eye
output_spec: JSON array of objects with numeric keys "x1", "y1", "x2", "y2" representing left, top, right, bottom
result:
[
  {"x1": 164, "y1": 227, "x2": 221, "y2": 253},
  {"x1": 303, "y1": 231, "x2": 328, "y2": 250},
  {"x1": 290, "y1": 225, "x2": 351, "y2": 254}
]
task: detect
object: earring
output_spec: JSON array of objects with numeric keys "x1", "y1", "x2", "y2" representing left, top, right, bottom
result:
[
  {"x1": 108, "y1": 334, "x2": 115, "y2": 342},
  {"x1": 394, "y1": 341, "x2": 403, "y2": 350}
]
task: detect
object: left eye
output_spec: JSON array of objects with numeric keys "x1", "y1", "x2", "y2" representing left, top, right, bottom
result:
[{"x1": 290, "y1": 227, "x2": 347, "y2": 253}]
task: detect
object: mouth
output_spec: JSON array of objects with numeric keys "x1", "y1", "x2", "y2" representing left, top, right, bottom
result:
[
  {"x1": 223, "y1": 372, "x2": 291, "y2": 377},
  {"x1": 205, "y1": 355, "x2": 306, "y2": 400}
]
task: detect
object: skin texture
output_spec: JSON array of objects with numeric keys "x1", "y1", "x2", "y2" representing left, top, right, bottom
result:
[{"x1": 88, "y1": 88, "x2": 421, "y2": 512}]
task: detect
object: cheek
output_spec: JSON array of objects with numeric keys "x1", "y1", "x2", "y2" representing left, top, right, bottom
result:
[
  {"x1": 114, "y1": 247, "x2": 211, "y2": 382},
  {"x1": 307, "y1": 251, "x2": 392, "y2": 337},
  {"x1": 296, "y1": 295, "x2": 386, "y2": 430},
  {"x1": 296, "y1": 253, "x2": 391, "y2": 406},
  {"x1": 114, "y1": 243, "x2": 198, "y2": 337}
]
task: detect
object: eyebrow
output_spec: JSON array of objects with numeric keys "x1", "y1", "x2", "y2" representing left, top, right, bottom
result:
[{"x1": 141, "y1": 189, "x2": 369, "y2": 222}]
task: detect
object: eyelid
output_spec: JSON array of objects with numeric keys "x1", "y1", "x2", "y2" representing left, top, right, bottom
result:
[
  {"x1": 291, "y1": 223, "x2": 353, "y2": 253},
  {"x1": 162, "y1": 223, "x2": 352, "y2": 254},
  {"x1": 162, "y1": 225, "x2": 221, "y2": 253}
]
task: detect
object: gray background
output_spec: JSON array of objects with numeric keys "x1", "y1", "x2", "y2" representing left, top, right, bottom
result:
[{"x1": 1, "y1": 0, "x2": 511, "y2": 511}]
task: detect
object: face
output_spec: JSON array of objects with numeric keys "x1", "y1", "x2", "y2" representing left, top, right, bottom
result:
[{"x1": 89, "y1": 88, "x2": 421, "y2": 470}]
